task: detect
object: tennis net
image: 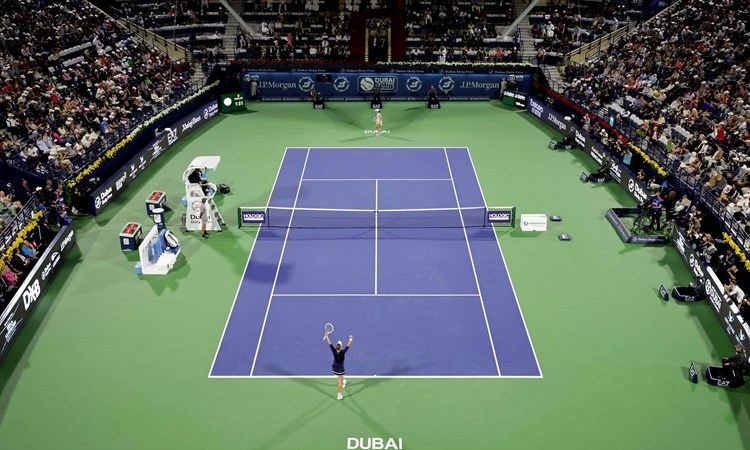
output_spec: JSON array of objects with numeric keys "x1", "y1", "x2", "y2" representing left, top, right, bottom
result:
[{"x1": 238, "y1": 206, "x2": 516, "y2": 228}]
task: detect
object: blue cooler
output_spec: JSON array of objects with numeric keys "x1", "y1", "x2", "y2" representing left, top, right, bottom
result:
[
  {"x1": 146, "y1": 191, "x2": 167, "y2": 215},
  {"x1": 120, "y1": 222, "x2": 143, "y2": 251}
]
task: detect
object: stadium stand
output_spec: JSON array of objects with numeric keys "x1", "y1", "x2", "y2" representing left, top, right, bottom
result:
[
  {"x1": 112, "y1": 0, "x2": 229, "y2": 66},
  {"x1": 237, "y1": 0, "x2": 353, "y2": 61},
  {"x1": 526, "y1": 0, "x2": 643, "y2": 63},
  {"x1": 0, "y1": 0, "x2": 199, "y2": 184},
  {"x1": 403, "y1": 0, "x2": 521, "y2": 63},
  {"x1": 545, "y1": 0, "x2": 750, "y2": 291}
]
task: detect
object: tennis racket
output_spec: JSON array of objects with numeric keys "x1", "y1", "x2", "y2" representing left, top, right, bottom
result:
[{"x1": 323, "y1": 322, "x2": 334, "y2": 340}]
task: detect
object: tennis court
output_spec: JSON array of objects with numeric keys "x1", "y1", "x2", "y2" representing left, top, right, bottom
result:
[{"x1": 210, "y1": 147, "x2": 541, "y2": 378}]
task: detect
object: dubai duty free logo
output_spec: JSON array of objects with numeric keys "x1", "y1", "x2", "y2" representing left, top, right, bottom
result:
[
  {"x1": 298, "y1": 76, "x2": 315, "y2": 93},
  {"x1": 333, "y1": 76, "x2": 351, "y2": 92},
  {"x1": 438, "y1": 76, "x2": 455, "y2": 93},
  {"x1": 405, "y1": 76, "x2": 423, "y2": 93}
]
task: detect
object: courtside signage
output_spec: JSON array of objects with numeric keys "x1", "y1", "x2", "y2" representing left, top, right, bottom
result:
[
  {"x1": 88, "y1": 100, "x2": 220, "y2": 215},
  {"x1": 242, "y1": 71, "x2": 531, "y2": 100},
  {"x1": 526, "y1": 95, "x2": 650, "y2": 204},
  {"x1": 671, "y1": 226, "x2": 750, "y2": 351},
  {"x1": 487, "y1": 210, "x2": 512, "y2": 225},
  {"x1": 238, "y1": 208, "x2": 267, "y2": 227},
  {"x1": 0, "y1": 225, "x2": 77, "y2": 364}
]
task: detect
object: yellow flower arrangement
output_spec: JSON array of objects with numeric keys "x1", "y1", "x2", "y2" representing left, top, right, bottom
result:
[
  {"x1": 0, "y1": 211, "x2": 44, "y2": 272},
  {"x1": 722, "y1": 232, "x2": 750, "y2": 272},
  {"x1": 628, "y1": 142, "x2": 668, "y2": 177}
]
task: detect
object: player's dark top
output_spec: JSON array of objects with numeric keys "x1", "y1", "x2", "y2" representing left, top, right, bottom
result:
[{"x1": 330, "y1": 345, "x2": 349, "y2": 373}]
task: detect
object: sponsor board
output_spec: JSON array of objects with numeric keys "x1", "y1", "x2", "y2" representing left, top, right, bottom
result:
[
  {"x1": 358, "y1": 76, "x2": 398, "y2": 93},
  {"x1": 405, "y1": 76, "x2": 423, "y2": 93},
  {"x1": 0, "y1": 226, "x2": 77, "y2": 363},
  {"x1": 529, "y1": 97, "x2": 544, "y2": 118},
  {"x1": 487, "y1": 209, "x2": 514, "y2": 225},
  {"x1": 502, "y1": 89, "x2": 527, "y2": 108},
  {"x1": 671, "y1": 226, "x2": 750, "y2": 351},
  {"x1": 526, "y1": 95, "x2": 651, "y2": 205},
  {"x1": 89, "y1": 100, "x2": 220, "y2": 214},
  {"x1": 242, "y1": 72, "x2": 531, "y2": 100}
]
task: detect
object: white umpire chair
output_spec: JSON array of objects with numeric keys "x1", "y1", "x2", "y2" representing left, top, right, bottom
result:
[{"x1": 181, "y1": 156, "x2": 225, "y2": 232}]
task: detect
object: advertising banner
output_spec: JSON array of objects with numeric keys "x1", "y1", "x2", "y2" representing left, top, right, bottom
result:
[
  {"x1": 671, "y1": 226, "x2": 750, "y2": 350},
  {"x1": 88, "y1": 100, "x2": 220, "y2": 215},
  {"x1": 502, "y1": 89, "x2": 528, "y2": 108},
  {"x1": 486, "y1": 208, "x2": 514, "y2": 226},
  {"x1": 241, "y1": 72, "x2": 530, "y2": 101},
  {"x1": 237, "y1": 207, "x2": 267, "y2": 227},
  {"x1": 526, "y1": 95, "x2": 650, "y2": 205},
  {"x1": 0, "y1": 225, "x2": 77, "y2": 364}
]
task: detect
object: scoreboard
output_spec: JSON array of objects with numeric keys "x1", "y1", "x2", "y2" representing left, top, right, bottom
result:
[
  {"x1": 220, "y1": 92, "x2": 246, "y2": 113},
  {"x1": 502, "y1": 89, "x2": 528, "y2": 109}
]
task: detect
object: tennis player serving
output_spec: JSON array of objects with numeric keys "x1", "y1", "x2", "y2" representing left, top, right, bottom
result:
[
  {"x1": 324, "y1": 331, "x2": 353, "y2": 400},
  {"x1": 374, "y1": 108, "x2": 382, "y2": 135}
]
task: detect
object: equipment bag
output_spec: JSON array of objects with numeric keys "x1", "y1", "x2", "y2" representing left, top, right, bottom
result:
[
  {"x1": 219, "y1": 183, "x2": 231, "y2": 194},
  {"x1": 164, "y1": 230, "x2": 180, "y2": 249}
]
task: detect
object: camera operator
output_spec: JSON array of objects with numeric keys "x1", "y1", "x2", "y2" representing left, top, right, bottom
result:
[
  {"x1": 551, "y1": 128, "x2": 577, "y2": 150},
  {"x1": 722, "y1": 346, "x2": 746, "y2": 378},
  {"x1": 650, "y1": 191, "x2": 664, "y2": 230},
  {"x1": 662, "y1": 191, "x2": 677, "y2": 225},
  {"x1": 587, "y1": 156, "x2": 612, "y2": 182}
]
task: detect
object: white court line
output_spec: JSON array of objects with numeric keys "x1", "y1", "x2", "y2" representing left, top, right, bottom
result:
[
  {"x1": 266, "y1": 206, "x2": 485, "y2": 212},
  {"x1": 465, "y1": 147, "x2": 543, "y2": 378},
  {"x1": 444, "y1": 147, "x2": 502, "y2": 377},
  {"x1": 249, "y1": 148, "x2": 311, "y2": 376},
  {"x1": 302, "y1": 178, "x2": 453, "y2": 181},
  {"x1": 209, "y1": 375, "x2": 543, "y2": 379},
  {"x1": 308, "y1": 147, "x2": 448, "y2": 150},
  {"x1": 208, "y1": 147, "x2": 291, "y2": 378},
  {"x1": 271, "y1": 293, "x2": 480, "y2": 297},
  {"x1": 375, "y1": 179, "x2": 378, "y2": 295}
]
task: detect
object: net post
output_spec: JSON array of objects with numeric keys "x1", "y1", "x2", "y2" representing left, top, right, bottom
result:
[{"x1": 512, "y1": 206, "x2": 517, "y2": 228}]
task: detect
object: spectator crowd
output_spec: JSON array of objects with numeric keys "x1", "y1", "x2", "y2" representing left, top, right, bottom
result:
[
  {"x1": 555, "y1": 0, "x2": 750, "y2": 293},
  {"x1": 0, "y1": 0, "x2": 195, "y2": 183}
]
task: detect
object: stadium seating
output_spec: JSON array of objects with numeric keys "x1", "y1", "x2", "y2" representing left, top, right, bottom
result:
[
  {"x1": 549, "y1": 0, "x2": 749, "y2": 292},
  {"x1": 404, "y1": 0, "x2": 520, "y2": 63},
  {"x1": 0, "y1": 0, "x2": 197, "y2": 184},
  {"x1": 237, "y1": 0, "x2": 352, "y2": 61}
]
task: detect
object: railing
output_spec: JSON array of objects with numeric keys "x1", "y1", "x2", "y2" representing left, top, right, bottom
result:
[
  {"x1": 562, "y1": 22, "x2": 635, "y2": 65},
  {"x1": 540, "y1": 81, "x2": 750, "y2": 254},
  {"x1": 0, "y1": 195, "x2": 40, "y2": 257},
  {"x1": 117, "y1": 19, "x2": 192, "y2": 64},
  {"x1": 562, "y1": 0, "x2": 684, "y2": 65}
]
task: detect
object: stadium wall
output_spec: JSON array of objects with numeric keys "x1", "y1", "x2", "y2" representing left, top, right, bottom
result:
[{"x1": 212, "y1": 63, "x2": 539, "y2": 101}]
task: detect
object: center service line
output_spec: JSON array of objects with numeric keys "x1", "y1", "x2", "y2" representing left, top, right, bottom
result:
[{"x1": 375, "y1": 179, "x2": 378, "y2": 295}]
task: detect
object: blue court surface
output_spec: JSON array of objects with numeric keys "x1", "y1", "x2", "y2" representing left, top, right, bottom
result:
[{"x1": 210, "y1": 147, "x2": 541, "y2": 378}]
